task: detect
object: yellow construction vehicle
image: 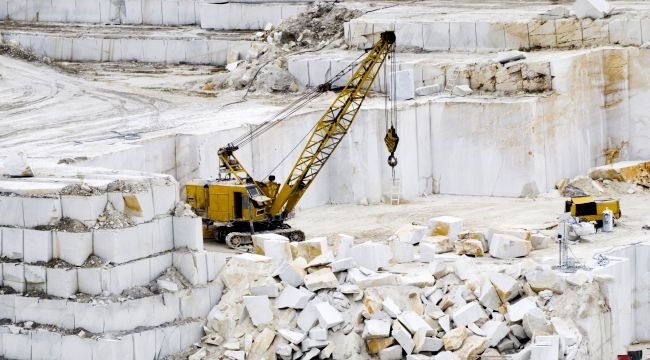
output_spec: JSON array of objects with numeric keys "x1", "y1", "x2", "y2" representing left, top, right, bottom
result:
[
  {"x1": 565, "y1": 195, "x2": 621, "y2": 225},
  {"x1": 186, "y1": 31, "x2": 397, "y2": 249}
]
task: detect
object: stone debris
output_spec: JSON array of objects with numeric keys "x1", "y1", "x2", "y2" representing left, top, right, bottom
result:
[
  {"x1": 193, "y1": 225, "x2": 592, "y2": 360},
  {"x1": 590, "y1": 160, "x2": 650, "y2": 188},
  {"x1": 93, "y1": 201, "x2": 135, "y2": 229}
]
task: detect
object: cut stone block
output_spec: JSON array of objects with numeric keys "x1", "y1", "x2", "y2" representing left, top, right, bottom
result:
[
  {"x1": 60, "y1": 194, "x2": 107, "y2": 228},
  {"x1": 123, "y1": 190, "x2": 155, "y2": 224},
  {"x1": 531, "y1": 335, "x2": 559, "y2": 360},
  {"x1": 428, "y1": 216, "x2": 463, "y2": 242},
  {"x1": 418, "y1": 242, "x2": 437, "y2": 262},
  {"x1": 479, "y1": 279, "x2": 501, "y2": 310},
  {"x1": 442, "y1": 326, "x2": 468, "y2": 351},
  {"x1": 383, "y1": 297, "x2": 402, "y2": 318},
  {"x1": 367, "y1": 337, "x2": 396, "y2": 355},
  {"x1": 363, "y1": 319, "x2": 392, "y2": 339},
  {"x1": 250, "y1": 283, "x2": 279, "y2": 298},
  {"x1": 172, "y1": 250, "x2": 208, "y2": 286},
  {"x1": 22, "y1": 196, "x2": 62, "y2": 228},
  {"x1": 243, "y1": 295, "x2": 273, "y2": 327},
  {"x1": 482, "y1": 320, "x2": 510, "y2": 347},
  {"x1": 151, "y1": 181, "x2": 178, "y2": 216},
  {"x1": 392, "y1": 322, "x2": 415, "y2": 355},
  {"x1": 457, "y1": 336, "x2": 488, "y2": 360},
  {"x1": 454, "y1": 239, "x2": 484, "y2": 257},
  {"x1": 78, "y1": 267, "x2": 103, "y2": 295},
  {"x1": 277, "y1": 260, "x2": 306, "y2": 287},
  {"x1": 93, "y1": 226, "x2": 139, "y2": 264},
  {"x1": 278, "y1": 328, "x2": 306, "y2": 344},
  {"x1": 23, "y1": 229, "x2": 53, "y2": 263},
  {"x1": 315, "y1": 302, "x2": 344, "y2": 329},
  {"x1": 309, "y1": 327, "x2": 328, "y2": 341},
  {"x1": 379, "y1": 345, "x2": 403, "y2": 360},
  {"x1": 24, "y1": 265, "x2": 46, "y2": 285},
  {"x1": 507, "y1": 296, "x2": 538, "y2": 322},
  {"x1": 550, "y1": 317, "x2": 580, "y2": 347},
  {"x1": 391, "y1": 240, "x2": 415, "y2": 263},
  {"x1": 392, "y1": 223, "x2": 428, "y2": 245},
  {"x1": 490, "y1": 272, "x2": 520, "y2": 302},
  {"x1": 421, "y1": 337, "x2": 443, "y2": 352},
  {"x1": 573, "y1": 0, "x2": 612, "y2": 19},
  {"x1": 354, "y1": 272, "x2": 400, "y2": 288},
  {"x1": 297, "y1": 301, "x2": 320, "y2": 331},
  {"x1": 525, "y1": 269, "x2": 564, "y2": 294},
  {"x1": 153, "y1": 216, "x2": 174, "y2": 253},
  {"x1": 452, "y1": 301, "x2": 487, "y2": 328},
  {"x1": 334, "y1": 233, "x2": 354, "y2": 259},
  {"x1": 488, "y1": 227, "x2": 531, "y2": 243},
  {"x1": 398, "y1": 311, "x2": 434, "y2": 335},
  {"x1": 452, "y1": 85, "x2": 472, "y2": 96},
  {"x1": 46, "y1": 268, "x2": 78, "y2": 298},
  {"x1": 2, "y1": 227, "x2": 23, "y2": 260},
  {"x1": 172, "y1": 216, "x2": 203, "y2": 251},
  {"x1": 304, "y1": 268, "x2": 338, "y2": 291},
  {"x1": 348, "y1": 241, "x2": 391, "y2": 271},
  {"x1": 277, "y1": 285, "x2": 313, "y2": 309},
  {"x1": 421, "y1": 235, "x2": 453, "y2": 254},
  {"x1": 4, "y1": 262, "x2": 24, "y2": 283},
  {"x1": 330, "y1": 257, "x2": 357, "y2": 272},
  {"x1": 53, "y1": 231, "x2": 92, "y2": 266},
  {"x1": 205, "y1": 251, "x2": 226, "y2": 282},
  {"x1": 489, "y1": 233, "x2": 532, "y2": 259},
  {"x1": 252, "y1": 233, "x2": 291, "y2": 266},
  {"x1": 390, "y1": 69, "x2": 415, "y2": 101},
  {"x1": 4, "y1": 332, "x2": 31, "y2": 359},
  {"x1": 415, "y1": 84, "x2": 441, "y2": 96},
  {"x1": 291, "y1": 237, "x2": 329, "y2": 263},
  {"x1": 0, "y1": 196, "x2": 24, "y2": 226}
]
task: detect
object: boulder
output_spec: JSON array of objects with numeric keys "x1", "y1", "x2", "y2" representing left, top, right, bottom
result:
[
  {"x1": 442, "y1": 327, "x2": 468, "y2": 351},
  {"x1": 489, "y1": 234, "x2": 532, "y2": 259}
]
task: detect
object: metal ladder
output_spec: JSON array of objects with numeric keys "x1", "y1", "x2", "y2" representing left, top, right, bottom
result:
[
  {"x1": 443, "y1": 68, "x2": 461, "y2": 95},
  {"x1": 390, "y1": 178, "x2": 401, "y2": 205}
]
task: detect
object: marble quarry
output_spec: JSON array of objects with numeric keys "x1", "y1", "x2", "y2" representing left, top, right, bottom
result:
[{"x1": 2, "y1": 0, "x2": 650, "y2": 358}]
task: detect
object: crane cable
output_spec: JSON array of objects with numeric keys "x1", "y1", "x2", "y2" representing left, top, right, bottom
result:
[
  {"x1": 383, "y1": 43, "x2": 399, "y2": 181},
  {"x1": 227, "y1": 51, "x2": 367, "y2": 150}
]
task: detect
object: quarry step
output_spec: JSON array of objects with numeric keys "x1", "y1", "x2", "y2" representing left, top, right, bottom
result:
[
  {"x1": 0, "y1": 22, "x2": 255, "y2": 65},
  {"x1": 1, "y1": 318, "x2": 205, "y2": 360},
  {"x1": 0, "y1": 0, "x2": 314, "y2": 29},
  {"x1": 344, "y1": 3, "x2": 650, "y2": 52},
  {"x1": 0, "y1": 281, "x2": 222, "y2": 333}
]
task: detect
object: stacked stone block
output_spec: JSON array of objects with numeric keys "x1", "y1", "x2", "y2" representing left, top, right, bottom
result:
[{"x1": 0, "y1": 168, "x2": 225, "y2": 359}]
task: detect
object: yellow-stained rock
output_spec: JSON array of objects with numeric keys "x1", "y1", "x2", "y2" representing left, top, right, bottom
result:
[
  {"x1": 457, "y1": 336, "x2": 489, "y2": 360},
  {"x1": 366, "y1": 337, "x2": 395, "y2": 354},
  {"x1": 442, "y1": 326, "x2": 468, "y2": 351},
  {"x1": 290, "y1": 237, "x2": 327, "y2": 262},
  {"x1": 590, "y1": 160, "x2": 650, "y2": 186}
]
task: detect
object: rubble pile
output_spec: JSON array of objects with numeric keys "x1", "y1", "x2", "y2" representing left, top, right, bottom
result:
[
  {"x1": 199, "y1": 2, "x2": 359, "y2": 95},
  {"x1": 191, "y1": 217, "x2": 589, "y2": 360},
  {"x1": 0, "y1": 167, "x2": 225, "y2": 359}
]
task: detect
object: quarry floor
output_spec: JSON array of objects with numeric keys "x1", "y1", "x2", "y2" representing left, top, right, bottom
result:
[{"x1": 205, "y1": 191, "x2": 650, "y2": 264}]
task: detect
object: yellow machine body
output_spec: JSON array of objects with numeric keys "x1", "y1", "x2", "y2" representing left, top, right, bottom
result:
[
  {"x1": 186, "y1": 180, "x2": 267, "y2": 223},
  {"x1": 565, "y1": 195, "x2": 621, "y2": 223}
]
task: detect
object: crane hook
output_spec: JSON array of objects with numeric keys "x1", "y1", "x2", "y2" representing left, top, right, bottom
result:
[{"x1": 384, "y1": 126, "x2": 399, "y2": 180}]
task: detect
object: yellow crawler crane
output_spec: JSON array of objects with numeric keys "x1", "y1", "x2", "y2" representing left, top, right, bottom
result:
[{"x1": 186, "y1": 31, "x2": 397, "y2": 249}]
